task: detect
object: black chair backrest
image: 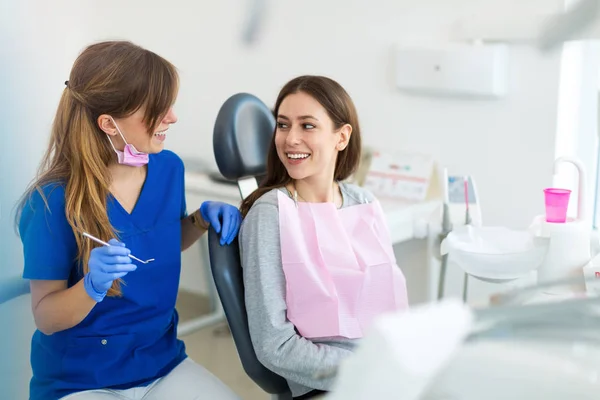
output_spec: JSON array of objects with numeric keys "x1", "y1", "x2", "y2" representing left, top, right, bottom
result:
[
  {"x1": 213, "y1": 93, "x2": 274, "y2": 181},
  {"x1": 209, "y1": 93, "x2": 290, "y2": 395}
]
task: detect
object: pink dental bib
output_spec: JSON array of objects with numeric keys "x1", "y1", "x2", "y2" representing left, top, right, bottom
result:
[{"x1": 277, "y1": 190, "x2": 409, "y2": 339}]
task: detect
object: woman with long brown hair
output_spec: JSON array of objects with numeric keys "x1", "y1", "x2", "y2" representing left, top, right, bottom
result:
[
  {"x1": 15, "y1": 41, "x2": 241, "y2": 400},
  {"x1": 238, "y1": 75, "x2": 409, "y2": 399}
]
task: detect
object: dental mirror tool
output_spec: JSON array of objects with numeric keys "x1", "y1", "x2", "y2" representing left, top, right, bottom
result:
[{"x1": 82, "y1": 232, "x2": 155, "y2": 264}]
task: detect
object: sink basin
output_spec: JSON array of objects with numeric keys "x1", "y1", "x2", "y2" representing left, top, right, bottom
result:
[{"x1": 441, "y1": 225, "x2": 549, "y2": 282}]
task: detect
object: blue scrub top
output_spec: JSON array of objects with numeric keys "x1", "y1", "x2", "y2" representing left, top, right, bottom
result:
[{"x1": 20, "y1": 150, "x2": 189, "y2": 400}]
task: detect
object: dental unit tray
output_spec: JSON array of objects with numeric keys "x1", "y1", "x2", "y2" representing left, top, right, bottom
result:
[{"x1": 469, "y1": 275, "x2": 600, "y2": 345}]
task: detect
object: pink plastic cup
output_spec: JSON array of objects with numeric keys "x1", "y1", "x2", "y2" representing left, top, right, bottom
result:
[{"x1": 544, "y1": 188, "x2": 571, "y2": 223}]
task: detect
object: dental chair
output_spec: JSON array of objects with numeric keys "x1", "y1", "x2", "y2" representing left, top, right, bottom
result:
[{"x1": 207, "y1": 93, "x2": 293, "y2": 400}]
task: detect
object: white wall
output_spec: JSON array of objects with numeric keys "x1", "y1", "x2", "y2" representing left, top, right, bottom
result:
[
  {"x1": 86, "y1": 0, "x2": 565, "y2": 230},
  {"x1": 84, "y1": 0, "x2": 568, "y2": 302},
  {"x1": 80, "y1": 0, "x2": 569, "y2": 305},
  {"x1": 3, "y1": 0, "x2": 570, "y2": 272}
]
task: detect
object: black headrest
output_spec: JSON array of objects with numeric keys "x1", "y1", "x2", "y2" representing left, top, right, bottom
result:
[{"x1": 213, "y1": 93, "x2": 275, "y2": 180}]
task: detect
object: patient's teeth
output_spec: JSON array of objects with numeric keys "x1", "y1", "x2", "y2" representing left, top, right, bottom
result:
[{"x1": 287, "y1": 153, "x2": 310, "y2": 159}]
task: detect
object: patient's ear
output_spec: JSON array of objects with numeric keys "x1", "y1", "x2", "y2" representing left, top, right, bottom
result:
[{"x1": 337, "y1": 124, "x2": 352, "y2": 151}]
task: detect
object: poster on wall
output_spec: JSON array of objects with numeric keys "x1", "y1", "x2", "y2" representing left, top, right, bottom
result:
[{"x1": 359, "y1": 149, "x2": 439, "y2": 202}]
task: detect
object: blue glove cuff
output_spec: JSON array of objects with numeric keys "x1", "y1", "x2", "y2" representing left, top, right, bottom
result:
[
  {"x1": 84, "y1": 273, "x2": 107, "y2": 303},
  {"x1": 199, "y1": 201, "x2": 210, "y2": 221}
]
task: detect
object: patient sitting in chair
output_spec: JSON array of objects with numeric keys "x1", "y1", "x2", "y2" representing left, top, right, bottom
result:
[{"x1": 238, "y1": 75, "x2": 409, "y2": 399}]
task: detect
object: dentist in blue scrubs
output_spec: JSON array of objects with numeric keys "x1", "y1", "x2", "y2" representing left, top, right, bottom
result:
[{"x1": 15, "y1": 41, "x2": 242, "y2": 400}]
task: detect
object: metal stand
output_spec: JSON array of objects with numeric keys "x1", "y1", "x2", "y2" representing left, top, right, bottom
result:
[
  {"x1": 462, "y1": 204, "x2": 472, "y2": 303},
  {"x1": 437, "y1": 203, "x2": 453, "y2": 300},
  {"x1": 437, "y1": 197, "x2": 471, "y2": 303}
]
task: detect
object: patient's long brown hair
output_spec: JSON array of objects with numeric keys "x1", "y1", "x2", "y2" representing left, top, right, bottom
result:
[
  {"x1": 15, "y1": 41, "x2": 179, "y2": 296},
  {"x1": 240, "y1": 75, "x2": 362, "y2": 217}
]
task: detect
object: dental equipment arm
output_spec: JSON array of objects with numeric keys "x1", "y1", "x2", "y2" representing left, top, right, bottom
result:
[
  {"x1": 537, "y1": 0, "x2": 600, "y2": 51},
  {"x1": 241, "y1": 0, "x2": 267, "y2": 45}
]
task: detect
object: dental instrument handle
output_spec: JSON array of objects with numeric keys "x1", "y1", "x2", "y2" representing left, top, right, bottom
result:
[
  {"x1": 82, "y1": 232, "x2": 147, "y2": 264},
  {"x1": 82, "y1": 232, "x2": 112, "y2": 247}
]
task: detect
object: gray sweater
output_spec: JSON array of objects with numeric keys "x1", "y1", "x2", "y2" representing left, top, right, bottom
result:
[{"x1": 238, "y1": 182, "x2": 376, "y2": 397}]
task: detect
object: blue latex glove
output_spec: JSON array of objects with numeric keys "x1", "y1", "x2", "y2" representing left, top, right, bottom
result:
[
  {"x1": 200, "y1": 201, "x2": 242, "y2": 245},
  {"x1": 83, "y1": 239, "x2": 137, "y2": 302}
]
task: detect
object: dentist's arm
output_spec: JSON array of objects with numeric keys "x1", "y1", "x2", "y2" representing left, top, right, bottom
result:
[
  {"x1": 240, "y1": 201, "x2": 353, "y2": 391},
  {"x1": 30, "y1": 279, "x2": 95, "y2": 335},
  {"x1": 180, "y1": 201, "x2": 241, "y2": 251},
  {"x1": 29, "y1": 239, "x2": 136, "y2": 335},
  {"x1": 180, "y1": 210, "x2": 207, "y2": 251}
]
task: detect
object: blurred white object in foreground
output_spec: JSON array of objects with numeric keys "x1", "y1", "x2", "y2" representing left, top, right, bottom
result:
[{"x1": 327, "y1": 299, "x2": 473, "y2": 400}]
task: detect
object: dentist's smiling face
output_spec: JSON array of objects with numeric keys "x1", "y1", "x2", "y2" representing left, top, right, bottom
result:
[
  {"x1": 103, "y1": 106, "x2": 178, "y2": 154},
  {"x1": 275, "y1": 91, "x2": 346, "y2": 181}
]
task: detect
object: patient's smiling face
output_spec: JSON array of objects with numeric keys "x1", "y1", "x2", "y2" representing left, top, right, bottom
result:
[{"x1": 275, "y1": 91, "x2": 350, "y2": 182}]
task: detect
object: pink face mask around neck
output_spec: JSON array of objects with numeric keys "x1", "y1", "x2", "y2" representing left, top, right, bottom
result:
[{"x1": 106, "y1": 117, "x2": 149, "y2": 167}]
